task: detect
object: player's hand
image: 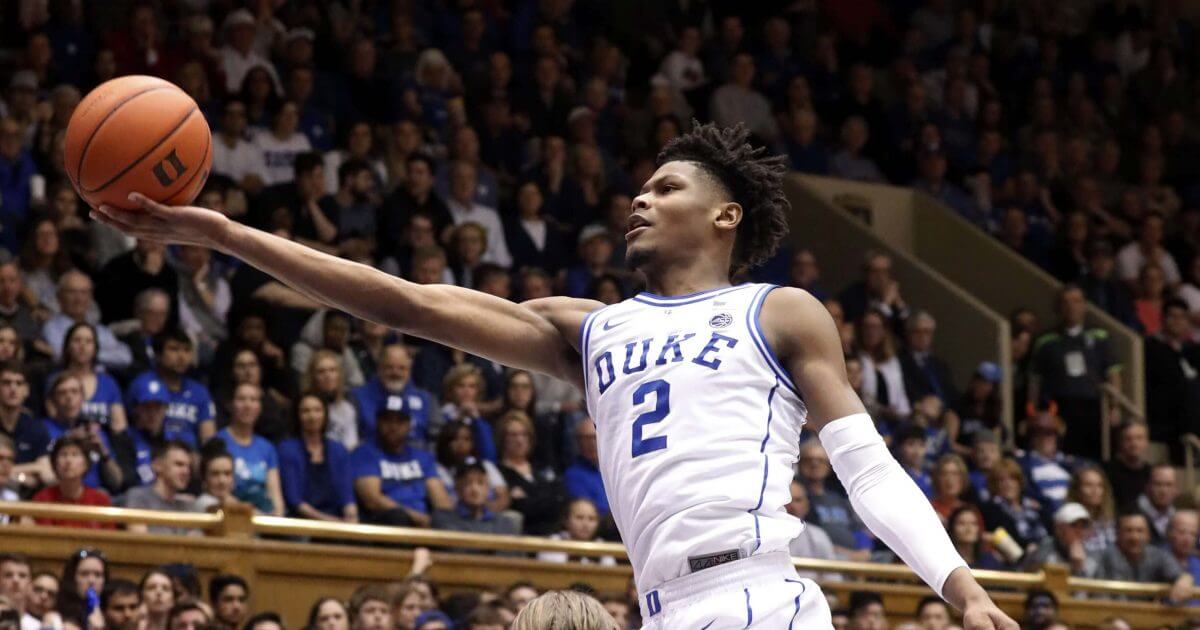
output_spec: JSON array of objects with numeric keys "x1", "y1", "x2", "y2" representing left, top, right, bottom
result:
[
  {"x1": 961, "y1": 597, "x2": 1018, "y2": 630},
  {"x1": 91, "y1": 193, "x2": 231, "y2": 249}
]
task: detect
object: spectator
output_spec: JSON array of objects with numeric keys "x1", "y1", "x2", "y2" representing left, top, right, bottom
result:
[
  {"x1": 117, "y1": 440, "x2": 202, "y2": 535},
  {"x1": 127, "y1": 329, "x2": 216, "y2": 448},
  {"x1": 306, "y1": 598, "x2": 350, "y2": 630},
  {"x1": 119, "y1": 289, "x2": 172, "y2": 378},
  {"x1": 980, "y1": 458, "x2": 1047, "y2": 553},
  {"x1": 214, "y1": 383, "x2": 284, "y2": 516},
  {"x1": 930, "y1": 454, "x2": 972, "y2": 521},
  {"x1": 512, "y1": 591, "x2": 617, "y2": 630},
  {"x1": 243, "y1": 613, "x2": 284, "y2": 630},
  {"x1": 830, "y1": 116, "x2": 886, "y2": 183},
  {"x1": 946, "y1": 505, "x2": 1005, "y2": 571},
  {"x1": 95, "y1": 240, "x2": 178, "y2": 327},
  {"x1": 536, "y1": 498, "x2": 615, "y2": 565},
  {"x1": 0, "y1": 437, "x2": 18, "y2": 513},
  {"x1": 1145, "y1": 299, "x2": 1200, "y2": 456},
  {"x1": 496, "y1": 410, "x2": 564, "y2": 536},
  {"x1": 784, "y1": 480, "x2": 837, "y2": 577},
  {"x1": 0, "y1": 554, "x2": 30, "y2": 625},
  {"x1": 174, "y1": 245, "x2": 232, "y2": 362},
  {"x1": 352, "y1": 406, "x2": 451, "y2": 527},
  {"x1": 798, "y1": 440, "x2": 868, "y2": 561},
  {"x1": 856, "y1": 309, "x2": 912, "y2": 418},
  {"x1": 0, "y1": 117, "x2": 35, "y2": 256},
  {"x1": 120, "y1": 374, "x2": 171, "y2": 486},
  {"x1": 99, "y1": 580, "x2": 139, "y2": 630},
  {"x1": 31, "y1": 436, "x2": 114, "y2": 529},
  {"x1": 709, "y1": 53, "x2": 777, "y2": 144},
  {"x1": 219, "y1": 10, "x2": 281, "y2": 96},
  {"x1": 1021, "y1": 590, "x2": 1059, "y2": 630},
  {"x1": 1106, "y1": 422, "x2": 1151, "y2": 510},
  {"x1": 432, "y1": 458, "x2": 520, "y2": 538},
  {"x1": 42, "y1": 271, "x2": 133, "y2": 370},
  {"x1": 503, "y1": 181, "x2": 569, "y2": 274},
  {"x1": 303, "y1": 350, "x2": 359, "y2": 452},
  {"x1": 782, "y1": 108, "x2": 829, "y2": 176},
  {"x1": 379, "y1": 157, "x2": 454, "y2": 270},
  {"x1": 139, "y1": 570, "x2": 175, "y2": 630},
  {"x1": 914, "y1": 151, "x2": 982, "y2": 227},
  {"x1": 1133, "y1": 264, "x2": 1168, "y2": 335},
  {"x1": 1094, "y1": 512, "x2": 1194, "y2": 603},
  {"x1": 1067, "y1": 464, "x2": 1118, "y2": 555},
  {"x1": 563, "y1": 418, "x2": 607, "y2": 518},
  {"x1": 215, "y1": 348, "x2": 290, "y2": 444},
  {"x1": 1137, "y1": 464, "x2": 1180, "y2": 542},
  {"x1": 254, "y1": 102, "x2": 314, "y2": 187},
  {"x1": 1030, "y1": 285, "x2": 1120, "y2": 460},
  {"x1": 445, "y1": 161, "x2": 511, "y2": 268},
  {"x1": 1078, "y1": 240, "x2": 1137, "y2": 328},
  {"x1": 847, "y1": 591, "x2": 887, "y2": 630},
  {"x1": 277, "y1": 393, "x2": 357, "y2": 522},
  {"x1": 40, "y1": 373, "x2": 124, "y2": 493},
  {"x1": 954, "y1": 362, "x2": 1004, "y2": 451},
  {"x1": 212, "y1": 100, "x2": 267, "y2": 194},
  {"x1": 209, "y1": 574, "x2": 250, "y2": 630},
  {"x1": 433, "y1": 420, "x2": 509, "y2": 513},
  {"x1": 0, "y1": 261, "x2": 39, "y2": 343},
  {"x1": 0, "y1": 362, "x2": 51, "y2": 486},
  {"x1": 1017, "y1": 408, "x2": 1078, "y2": 512},
  {"x1": 323, "y1": 122, "x2": 386, "y2": 195},
  {"x1": 167, "y1": 601, "x2": 211, "y2": 630},
  {"x1": 561, "y1": 225, "x2": 620, "y2": 299},
  {"x1": 448, "y1": 222, "x2": 488, "y2": 288},
  {"x1": 25, "y1": 572, "x2": 59, "y2": 630},
  {"x1": 55, "y1": 548, "x2": 107, "y2": 630},
  {"x1": 291, "y1": 311, "x2": 365, "y2": 391},
  {"x1": 195, "y1": 449, "x2": 241, "y2": 512},
  {"x1": 353, "y1": 345, "x2": 437, "y2": 450},
  {"x1": 319, "y1": 159, "x2": 380, "y2": 260},
  {"x1": 839, "y1": 252, "x2": 910, "y2": 331},
  {"x1": 1023, "y1": 502, "x2": 1100, "y2": 576},
  {"x1": 658, "y1": 25, "x2": 706, "y2": 93},
  {"x1": 914, "y1": 596, "x2": 953, "y2": 630},
  {"x1": 1116, "y1": 213, "x2": 1181, "y2": 287},
  {"x1": 348, "y1": 585, "x2": 391, "y2": 630},
  {"x1": 52, "y1": 322, "x2": 126, "y2": 430},
  {"x1": 900, "y1": 310, "x2": 957, "y2": 409},
  {"x1": 438, "y1": 364, "x2": 497, "y2": 462}
]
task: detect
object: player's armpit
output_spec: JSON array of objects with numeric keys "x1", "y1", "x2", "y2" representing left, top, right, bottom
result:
[{"x1": 759, "y1": 287, "x2": 866, "y2": 430}]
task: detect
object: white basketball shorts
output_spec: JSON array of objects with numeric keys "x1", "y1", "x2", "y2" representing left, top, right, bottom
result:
[{"x1": 638, "y1": 551, "x2": 833, "y2": 629}]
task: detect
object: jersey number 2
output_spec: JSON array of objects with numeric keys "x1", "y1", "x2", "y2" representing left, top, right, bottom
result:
[{"x1": 631, "y1": 379, "x2": 670, "y2": 457}]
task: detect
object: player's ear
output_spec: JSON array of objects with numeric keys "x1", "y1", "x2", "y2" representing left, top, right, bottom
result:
[{"x1": 714, "y1": 202, "x2": 742, "y2": 232}]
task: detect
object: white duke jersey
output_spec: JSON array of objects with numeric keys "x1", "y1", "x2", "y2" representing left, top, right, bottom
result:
[{"x1": 579, "y1": 283, "x2": 808, "y2": 594}]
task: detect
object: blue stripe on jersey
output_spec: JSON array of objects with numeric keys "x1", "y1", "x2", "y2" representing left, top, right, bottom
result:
[
  {"x1": 631, "y1": 283, "x2": 752, "y2": 307},
  {"x1": 579, "y1": 307, "x2": 603, "y2": 403},
  {"x1": 743, "y1": 588, "x2": 752, "y2": 628},
  {"x1": 786, "y1": 578, "x2": 806, "y2": 630},
  {"x1": 746, "y1": 285, "x2": 802, "y2": 398},
  {"x1": 749, "y1": 379, "x2": 779, "y2": 554}
]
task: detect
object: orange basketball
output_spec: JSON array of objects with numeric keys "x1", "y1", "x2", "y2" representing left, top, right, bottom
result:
[{"x1": 64, "y1": 75, "x2": 212, "y2": 210}]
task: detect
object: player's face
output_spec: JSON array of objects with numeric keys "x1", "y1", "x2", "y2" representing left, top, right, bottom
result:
[{"x1": 627, "y1": 161, "x2": 735, "y2": 273}]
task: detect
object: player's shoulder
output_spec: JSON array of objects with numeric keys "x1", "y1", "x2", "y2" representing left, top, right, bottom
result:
[{"x1": 759, "y1": 285, "x2": 829, "y2": 323}]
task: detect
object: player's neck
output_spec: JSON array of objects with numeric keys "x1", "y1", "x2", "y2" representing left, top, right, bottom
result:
[{"x1": 640, "y1": 258, "x2": 732, "y2": 298}]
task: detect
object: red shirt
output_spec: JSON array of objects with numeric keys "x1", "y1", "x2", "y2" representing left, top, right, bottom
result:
[{"x1": 31, "y1": 485, "x2": 116, "y2": 530}]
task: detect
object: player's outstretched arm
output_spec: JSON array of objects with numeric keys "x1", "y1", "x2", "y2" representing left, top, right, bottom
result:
[
  {"x1": 92, "y1": 194, "x2": 596, "y2": 386},
  {"x1": 761, "y1": 287, "x2": 1017, "y2": 630}
]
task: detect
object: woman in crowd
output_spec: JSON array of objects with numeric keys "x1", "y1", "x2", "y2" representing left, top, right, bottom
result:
[
  {"x1": 324, "y1": 121, "x2": 387, "y2": 193},
  {"x1": 30, "y1": 436, "x2": 114, "y2": 529},
  {"x1": 390, "y1": 584, "x2": 423, "y2": 630},
  {"x1": 946, "y1": 506, "x2": 1006, "y2": 571},
  {"x1": 434, "y1": 420, "x2": 509, "y2": 513},
  {"x1": 211, "y1": 309, "x2": 293, "y2": 400},
  {"x1": 56, "y1": 548, "x2": 107, "y2": 630},
  {"x1": 856, "y1": 309, "x2": 911, "y2": 418},
  {"x1": 1133, "y1": 263, "x2": 1167, "y2": 335},
  {"x1": 139, "y1": 568, "x2": 176, "y2": 630},
  {"x1": 194, "y1": 448, "x2": 242, "y2": 512},
  {"x1": 303, "y1": 350, "x2": 360, "y2": 451},
  {"x1": 494, "y1": 371, "x2": 561, "y2": 469},
  {"x1": 585, "y1": 274, "x2": 625, "y2": 305},
  {"x1": 1067, "y1": 464, "x2": 1117, "y2": 555},
  {"x1": 18, "y1": 217, "x2": 78, "y2": 314},
  {"x1": 504, "y1": 181, "x2": 568, "y2": 274},
  {"x1": 496, "y1": 411, "x2": 565, "y2": 536},
  {"x1": 439, "y1": 364, "x2": 496, "y2": 462},
  {"x1": 1047, "y1": 211, "x2": 1090, "y2": 283},
  {"x1": 277, "y1": 393, "x2": 357, "y2": 522},
  {"x1": 536, "y1": 498, "x2": 616, "y2": 566},
  {"x1": 306, "y1": 597, "x2": 351, "y2": 630},
  {"x1": 979, "y1": 458, "x2": 1047, "y2": 553},
  {"x1": 238, "y1": 65, "x2": 280, "y2": 131},
  {"x1": 216, "y1": 348, "x2": 291, "y2": 443},
  {"x1": 215, "y1": 383, "x2": 284, "y2": 516},
  {"x1": 954, "y1": 362, "x2": 1005, "y2": 452},
  {"x1": 52, "y1": 323, "x2": 126, "y2": 431},
  {"x1": 930, "y1": 454, "x2": 974, "y2": 522}
]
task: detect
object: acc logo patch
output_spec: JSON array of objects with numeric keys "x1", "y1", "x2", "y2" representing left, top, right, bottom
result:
[{"x1": 709, "y1": 312, "x2": 733, "y2": 328}]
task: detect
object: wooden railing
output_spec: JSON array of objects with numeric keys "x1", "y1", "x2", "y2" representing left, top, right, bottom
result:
[{"x1": 1, "y1": 502, "x2": 1196, "y2": 628}]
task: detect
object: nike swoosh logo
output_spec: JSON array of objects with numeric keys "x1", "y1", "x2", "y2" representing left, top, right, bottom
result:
[
  {"x1": 700, "y1": 620, "x2": 716, "y2": 629},
  {"x1": 602, "y1": 318, "x2": 629, "y2": 330}
]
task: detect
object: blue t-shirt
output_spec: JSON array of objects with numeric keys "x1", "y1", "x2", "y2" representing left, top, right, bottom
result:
[
  {"x1": 564, "y1": 457, "x2": 609, "y2": 514},
  {"x1": 277, "y1": 437, "x2": 354, "y2": 516},
  {"x1": 215, "y1": 428, "x2": 279, "y2": 514},
  {"x1": 126, "y1": 371, "x2": 215, "y2": 447},
  {"x1": 125, "y1": 426, "x2": 156, "y2": 486},
  {"x1": 42, "y1": 418, "x2": 111, "y2": 488},
  {"x1": 47, "y1": 370, "x2": 124, "y2": 426},
  {"x1": 352, "y1": 379, "x2": 436, "y2": 448},
  {"x1": 351, "y1": 442, "x2": 439, "y2": 514},
  {"x1": 0, "y1": 413, "x2": 50, "y2": 464}
]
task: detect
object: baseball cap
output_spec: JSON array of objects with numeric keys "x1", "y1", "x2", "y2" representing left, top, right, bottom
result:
[
  {"x1": 9, "y1": 71, "x2": 37, "y2": 91},
  {"x1": 454, "y1": 456, "x2": 487, "y2": 480},
  {"x1": 223, "y1": 9, "x2": 255, "y2": 30},
  {"x1": 1054, "y1": 502, "x2": 1092, "y2": 525},
  {"x1": 975, "y1": 361, "x2": 1001, "y2": 384},
  {"x1": 130, "y1": 377, "x2": 170, "y2": 406},
  {"x1": 577, "y1": 223, "x2": 610, "y2": 247},
  {"x1": 376, "y1": 395, "x2": 410, "y2": 421}
]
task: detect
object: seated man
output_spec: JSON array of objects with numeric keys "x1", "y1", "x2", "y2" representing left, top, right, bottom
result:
[
  {"x1": 119, "y1": 375, "x2": 172, "y2": 486},
  {"x1": 117, "y1": 440, "x2": 202, "y2": 535},
  {"x1": 797, "y1": 440, "x2": 871, "y2": 561},
  {"x1": 785, "y1": 480, "x2": 838, "y2": 581},
  {"x1": 41, "y1": 373, "x2": 125, "y2": 493},
  {"x1": 1137, "y1": 464, "x2": 1180, "y2": 542},
  {"x1": 431, "y1": 458, "x2": 520, "y2": 538},
  {"x1": 563, "y1": 417, "x2": 608, "y2": 517},
  {"x1": 1094, "y1": 511, "x2": 1194, "y2": 603},
  {"x1": 1023, "y1": 502, "x2": 1099, "y2": 576},
  {"x1": 41, "y1": 271, "x2": 132, "y2": 369},
  {"x1": 1166, "y1": 510, "x2": 1200, "y2": 603},
  {"x1": 352, "y1": 406, "x2": 450, "y2": 527},
  {"x1": 126, "y1": 329, "x2": 216, "y2": 448}
]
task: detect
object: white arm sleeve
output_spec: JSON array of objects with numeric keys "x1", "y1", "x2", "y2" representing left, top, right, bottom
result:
[{"x1": 818, "y1": 413, "x2": 968, "y2": 596}]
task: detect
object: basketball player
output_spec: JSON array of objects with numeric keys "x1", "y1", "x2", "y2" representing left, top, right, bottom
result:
[{"x1": 93, "y1": 123, "x2": 1016, "y2": 628}]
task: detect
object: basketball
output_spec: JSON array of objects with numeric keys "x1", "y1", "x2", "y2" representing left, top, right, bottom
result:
[{"x1": 64, "y1": 75, "x2": 212, "y2": 210}]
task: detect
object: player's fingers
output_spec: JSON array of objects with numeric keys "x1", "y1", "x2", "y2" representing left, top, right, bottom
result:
[
  {"x1": 128, "y1": 192, "x2": 172, "y2": 217},
  {"x1": 92, "y1": 206, "x2": 159, "y2": 238},
  {"x1": 991, "y1": 610, "x2": 1019, "y2": 630}
]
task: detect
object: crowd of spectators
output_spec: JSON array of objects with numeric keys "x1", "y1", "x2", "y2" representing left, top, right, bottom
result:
[{"x1": 0, "y1": 0, "x2": 1198, "y2": 619}]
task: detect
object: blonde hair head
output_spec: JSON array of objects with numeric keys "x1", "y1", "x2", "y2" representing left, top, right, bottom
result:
[{"x1": 512, "y1": 591, "x2": 619, "y2": 630}]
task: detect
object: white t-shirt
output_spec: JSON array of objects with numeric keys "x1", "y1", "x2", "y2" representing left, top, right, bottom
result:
[
  {"x1": 220, "y1": 46, "x2": 282, "y2": 94},
  {"x1": 253, "y1": 131, "x2": 313, "y2": 186},
  {"x1": 212, "y1": 135, "x2": 267, "y2": 183},
  {"x1": 446, "y1": 199, "x2": 512, "y2": 268},
  {"x1": 520, "y1": 219, "x2": 547, "y2": 251},
  {"x1": 1115, "y1": 243, "x2": 1181, "y2": 285}
]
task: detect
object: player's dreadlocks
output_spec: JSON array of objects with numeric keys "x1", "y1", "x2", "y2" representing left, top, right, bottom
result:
[{"x1": 656, "y1": 121, "x2": 791, "y2": 272}]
